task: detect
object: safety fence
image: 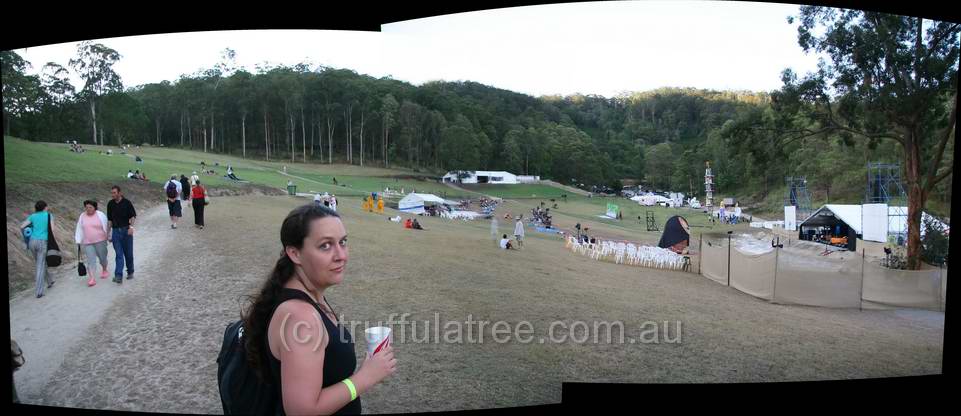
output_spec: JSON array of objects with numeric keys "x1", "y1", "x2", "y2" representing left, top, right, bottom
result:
[{"x1": 698, "y1": 235, "x2": 946, "y2": 311}]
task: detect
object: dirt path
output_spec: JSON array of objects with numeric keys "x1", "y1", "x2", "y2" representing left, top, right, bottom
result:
[
  {"x1": 10, "y1": 204, "x2": 176, "y2": 405},
  {"x1": 8, "y1": 194, "x2": 944, "y2": 414}
]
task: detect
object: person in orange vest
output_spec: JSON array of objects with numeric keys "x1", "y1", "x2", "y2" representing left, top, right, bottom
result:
[{"x1": 377, "y1": 196, "x2": 384, "y2": 214}]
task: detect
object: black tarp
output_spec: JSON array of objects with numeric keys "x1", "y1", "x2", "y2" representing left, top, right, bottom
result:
[{"x1": 658, "y1": 216, "x2": 691, "y2": 249}]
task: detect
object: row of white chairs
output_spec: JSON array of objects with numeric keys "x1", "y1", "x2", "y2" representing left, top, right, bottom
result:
[
  {"x1": 441, "y1": 211, "x2": 480, "y2": 221},
  {"x1": 565, "y1": 236, "x2": 688, "y2": 271}
]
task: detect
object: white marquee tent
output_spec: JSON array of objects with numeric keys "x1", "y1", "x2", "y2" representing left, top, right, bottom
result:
[{"x1": 398, "y1": 193, "x2": 456, "y2": 215}]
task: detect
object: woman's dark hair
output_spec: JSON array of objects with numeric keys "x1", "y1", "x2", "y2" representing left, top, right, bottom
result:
[
  {"x1": 503, "y1": 234, "x2": 508, "y2": 239},
  {"x1": 35, "y1": 200, "x2": 47, "y2": 212},
  {"x1": 83, "y1": 200, "x2": 98, "y2": 210},
  {"x1": 242, "y1": 204, "x2": 341, "y2": 380}
]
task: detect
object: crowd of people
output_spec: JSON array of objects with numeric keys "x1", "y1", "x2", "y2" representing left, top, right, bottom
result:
[
  {"x1": 314, "y1": 192, "x2": 339, "y2": 211},
  {"x1": 362, "y1": 193, "x2": 383, "y2": 213},
  {"x1": 477, "y1": 197, "x2": 499, "y2": 215},
  {"x1": 529, "y1": 203, "x2": 553, "y2": 228},
  {"x1": 68, "y1": 141, "x2": 85, "y2": 153},
  {"x1": 127, "y1": 170, "x2": 148, "y2": 181},
  {"x1": 19, "y1": 185, "x2": 140, "y2": 297},
  {"x1": 715, "y1": 203, "x2": 744, "y2": 224}
]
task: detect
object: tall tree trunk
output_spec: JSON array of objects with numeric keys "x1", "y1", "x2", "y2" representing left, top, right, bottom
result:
[
  {"x1": 188, "y1": 111, "x2": 192, "y2": 148},
  {"x1": 202, "y1": 116, "x2": 208, "y2": 153},
  {"x1": 90, "y1": 100, "x2": 97, "y2": 145},
  {"x1": 290, "y1": 113, "x2": 295, "y2": 163},
  {"x1": 310, "y1": 109, "x2": 315, "y2": 157},
  {"x1": 211, "y1": 111, "x2": 215, "y2": 152},
  {"x1": 264, "y1": 108, "x2": 269, "y2": 161},
  {"x1": 905, "y1": 131, "x2": 925, "y2": 270},
  {"x1": 301, "y1": 106, "x2": 306, "y2": 162},
  {"x1": 241, "y1": 113, "x2": 247, "y2": 159},
  {"x1": 327, "y1": 116, "x2": 334, "y2": 164},
  {"x1": 360, "y1": 110, "x2": 365, "y2": 167},
  {"x1": 180, "y1": 110, "x2": 184, "y2": 146}
]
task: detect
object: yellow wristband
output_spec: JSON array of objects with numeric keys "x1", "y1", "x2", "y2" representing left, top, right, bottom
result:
[{"x1": 342, "y1": 378, "x2": 357, "y2": 401}]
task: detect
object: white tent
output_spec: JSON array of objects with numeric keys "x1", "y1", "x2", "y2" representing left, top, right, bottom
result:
[
  {"x1": 631, "y1": 193, "x2": 670, "y2": 206},
  {"x1": 398, "y1": 193, "x2": 453, "y2": 215},
  {"x1": 801, "y1": 204, "x2": 865, "y2": 234},
  {"x1": 887, "y1": 206, "x2": 949, "y2": 239}
]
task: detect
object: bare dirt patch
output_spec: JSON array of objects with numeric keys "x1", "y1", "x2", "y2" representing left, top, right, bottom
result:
[{"x1": 13, "y1": 193, "x2": 943, "y2": 414}]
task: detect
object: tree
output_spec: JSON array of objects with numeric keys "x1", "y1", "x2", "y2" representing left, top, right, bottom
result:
[
  {"x1": 772, "y1": 7, "x2": 958, "y2": 269},
  {"x1": 381, "y1": 94, "x2": 399, "y2": 167},
  {"x1": 69, "y1": 41, "x2": 123, "y2": 145},
  {"x1": 645, "y1": 142, "x2": 674, "y2": 190},
  {"x1": 1, "y1": 50, "x2": 41, "y2": 137},
  {"x1": 499, "y1": 133, "x2": 523, "y2": 173}
]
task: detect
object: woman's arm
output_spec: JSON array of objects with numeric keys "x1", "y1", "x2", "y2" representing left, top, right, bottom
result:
[
  {"x1": 274, "y1": 301, "x2": 360, "y2": 415},
  {"x1": 75, "y1": 216, "x2": 84, "y2": 244},
  {"x1": 20, "y1": 219, "x2": 31, "y2": 230},
  {"x1": 99, "y1": 211, "x2": 110, "y2": 234}
]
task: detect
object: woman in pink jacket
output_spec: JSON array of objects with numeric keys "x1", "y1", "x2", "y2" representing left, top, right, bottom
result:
[{"x1": 75, "y1": 200, "x2": 110, "y2": 286}]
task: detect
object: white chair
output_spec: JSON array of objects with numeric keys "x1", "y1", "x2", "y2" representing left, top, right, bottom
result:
[{"x1": 614, "y1": 242, "x2": 627, "y2": 264}]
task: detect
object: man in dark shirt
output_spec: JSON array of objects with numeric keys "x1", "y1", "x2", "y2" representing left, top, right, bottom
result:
[{"x1": 106, "y1": 185, "x2": 137, "y2": 284}]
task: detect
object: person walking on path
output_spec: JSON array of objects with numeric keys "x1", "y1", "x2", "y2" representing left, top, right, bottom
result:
[
  {"x1": 190, "y1": 171, "x2": 200, "y2": 187},
  {"x1": 179, "y1": 174, "x2": 191, "y2": 202},
  {"x1": 330, "y1": 195, "x2": 338, "y2": 212},
  {"x1": 19, "y1": 201, "x2": 56, "y2": 298},
  {"x1": 514, "y1": 215, "x2": 525, "y2": 249},
  {"x1": 165, "y1": 175, "x2": 183, "y2": 229},
  {"x1": 107, "y1": 186, "x2": 137, "y2": 284},
  {"x1": 191, "y1": 180, "x2": 208, "y2": 229},
  {"x1": 74, "y1": 200, "x2": 111, "y2": 286}
]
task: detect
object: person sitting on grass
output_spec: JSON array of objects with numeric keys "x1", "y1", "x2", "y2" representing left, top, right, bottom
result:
[
  {"x1": 127, "y1": 170, "x2": 136, "y2": 179},
  {"x1": 226, "y1": 164, "x2": 241, "y2": 180},
  {"x1": 412, "y1": 219, "x2": 424, "y2": 231},
  {"x1": 404, "y1": 218, "x2": 413, "y2": 229},
  {"x1": 500, "y1": 234, "x2": 514, "y2": 250}
]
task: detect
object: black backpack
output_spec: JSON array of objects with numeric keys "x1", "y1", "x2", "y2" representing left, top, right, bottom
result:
[
  {"x1": 218, "y1": 290, "x2": 333, "y2": 415},
  {"x1": 217, "y1": 320, "x2": 280, "y2": 415},
  {"x1": 166, "y1": 181, "x2": 179, "y2": 199}
]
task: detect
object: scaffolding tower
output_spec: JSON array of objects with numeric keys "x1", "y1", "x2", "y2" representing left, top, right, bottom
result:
[
  {"x1": 704, "y1": 161, "x2": 715, "y2": 209},
  {"x1": 784, "y1": 176, "x2": 812, "y2": 223},
  {"x1": 865, "y1": 162, "x2": 908, "y2": 246}
]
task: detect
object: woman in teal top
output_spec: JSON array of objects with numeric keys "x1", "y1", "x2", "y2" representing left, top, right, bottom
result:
[{"x1": 20, "y1": 201, "x2": 56, "y2": 298}]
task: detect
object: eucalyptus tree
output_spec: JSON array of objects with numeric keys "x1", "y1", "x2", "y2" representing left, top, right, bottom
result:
[
  {"x1": 1, "y1": 50, "x2": 35, "y2": 136},
  {"x1": 69, "y1": 41, "x2": 123, "y2": 145},
  {"x1": 772, "y1": 7, "x2": 958, "y2": 268},
  {"x1": 380, "y1": 93, "x2": 398, "y2": 167}
]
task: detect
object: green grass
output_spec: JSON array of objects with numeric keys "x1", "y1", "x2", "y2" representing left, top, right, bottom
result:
[
  {"x1": 282, "y1": 166, "x2": 472, "y2": 199},
  {"x1": 460, "y1": 184, "x2": 575, "y2": 199},
  {"x1": 3, "y1": 137, "x2": 443, "y2": 193}
]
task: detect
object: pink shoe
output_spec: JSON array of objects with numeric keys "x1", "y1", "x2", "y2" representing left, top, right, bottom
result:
[
  {"x1": 87, "y1": 277, "x2": 97, "y2": 287},
  {"x1": 100, "y1": 269, "x2": 109, "y2": 279}
]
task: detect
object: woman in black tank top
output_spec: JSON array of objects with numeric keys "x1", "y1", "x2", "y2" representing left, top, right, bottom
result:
[{"x1": 242, "y1": 204, "x2": 397, "y2": 415}]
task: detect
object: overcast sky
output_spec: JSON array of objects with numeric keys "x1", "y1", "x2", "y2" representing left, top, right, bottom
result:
[{"x1": 14, "y1": 1, "x2": 825, "y2": 98}]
